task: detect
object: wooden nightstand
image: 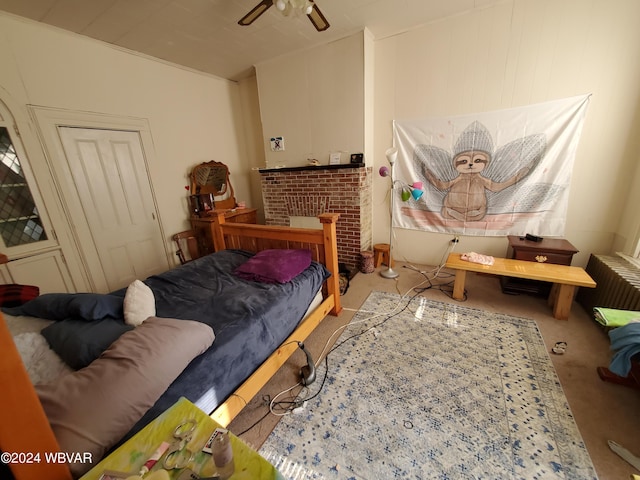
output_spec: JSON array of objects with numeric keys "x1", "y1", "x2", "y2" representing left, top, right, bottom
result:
[
  {"x1": 501, "y1": 235, "x2": 579, "y2": 296},
  {"x1": 191, "y1": 208, "x2": 257, "y2": 255}
]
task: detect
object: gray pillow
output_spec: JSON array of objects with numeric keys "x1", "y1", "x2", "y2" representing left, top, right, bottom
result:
[{"x1": 36, "y1": 317, "x2": 215, "y2": 477}]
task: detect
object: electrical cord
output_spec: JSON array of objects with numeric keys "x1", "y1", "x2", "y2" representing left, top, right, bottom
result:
[
  {"x1": 400, "y1": 239, "x2": 469, "y2": 300},
  {"x1": 270, "y1": 291, "x2": 422, "y2": 420},
  {"x1": 235, "y1": 409, "x2": 270, "y2": 437},
  {"x1": 236, "y1": 355, "x2": 331, "y2": 436},
  {"x1": 329, "y1": 290, "x2": 422, "y2": 354},
  {"x1": 236, "y1": 240, "x2": 461, "y2": 436},
  {"x1": 269, "y1": 383, "x2": 306, "y2": 416},
  {"x1": 394, "y1": 223, "x2": 459, "y2": 275},
  {"x1": 320, "y1": 242, "x2": 457, "y2": 354},
  {"x1": 236, "y1": 292, "x2": 422, "y2": 437}
]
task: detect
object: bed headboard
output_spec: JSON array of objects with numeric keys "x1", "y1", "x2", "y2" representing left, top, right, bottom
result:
[{"x1": 209, "y1": 211, "x2": 342, "y2": 317}]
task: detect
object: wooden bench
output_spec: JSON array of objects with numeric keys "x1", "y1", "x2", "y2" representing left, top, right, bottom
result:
[{"x1": 444, "y1": 253, "x2": 596, "y2": 320}]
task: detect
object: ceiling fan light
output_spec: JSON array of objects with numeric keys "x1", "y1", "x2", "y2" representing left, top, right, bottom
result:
[{"x1": 276, "y1": 0, "x2": 286, "y2": 11}]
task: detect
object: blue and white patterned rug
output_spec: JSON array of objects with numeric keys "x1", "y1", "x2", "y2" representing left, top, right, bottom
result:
[{"x1": 259, "y1": 291, "x2": 598, "y2": 479}]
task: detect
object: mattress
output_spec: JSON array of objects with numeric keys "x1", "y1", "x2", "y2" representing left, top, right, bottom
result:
[{"x1": 4, "y1": 249, "x2": 330, "y2": 445}]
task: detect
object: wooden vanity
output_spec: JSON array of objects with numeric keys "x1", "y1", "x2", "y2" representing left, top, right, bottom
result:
[
  {"x1": 190, "y1": 208, "x2": 257, "y2": 255},
  {"x1": 187, "y1": 160, "x2": 257, "y2": 255}
]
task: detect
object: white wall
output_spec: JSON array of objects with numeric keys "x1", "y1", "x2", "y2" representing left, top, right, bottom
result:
[
  {"x1": 372, "y1": 0, "x2": 640, "y2": 267},
  {"x1": 256, "y1": 32, "x2": 366, "y2": 168},
  {"x1": 615, "y1": 98, "x2": 640, "y2": 255},
  {"x1": 0, "y1": 13, "x2": 254, "y2": 279},
  {"x1": 253, "y1": 0, "x2": 640, "y2": 268},
  {"x1": 237, "y1": 75, "x2": 267, "y2": 223}
]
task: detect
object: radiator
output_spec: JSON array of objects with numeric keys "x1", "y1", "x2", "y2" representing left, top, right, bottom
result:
[{"x1": 577, "y1": 254, "x2": 640, "y2": 312}]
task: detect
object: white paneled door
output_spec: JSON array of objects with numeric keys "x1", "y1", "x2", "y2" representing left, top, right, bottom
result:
[{"x1": 58, "y1": 127, "x2": 167, "y2": 291}]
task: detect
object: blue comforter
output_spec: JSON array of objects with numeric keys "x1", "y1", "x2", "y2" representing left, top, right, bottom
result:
[
  {"x1": 4, "y1": 249, "x2": 329, "y2": 444},
  {"x1": 125, "y1": 249, "x2": 329, "y2": 440}
]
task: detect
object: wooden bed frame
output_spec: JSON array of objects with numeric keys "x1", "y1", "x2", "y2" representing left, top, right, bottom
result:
[
  {"x1": 0, "y1": 212, "x2": 342, "y2": 480},
  {"x1": 208, "y1": 211, "x2": 342, "y2": 425}
]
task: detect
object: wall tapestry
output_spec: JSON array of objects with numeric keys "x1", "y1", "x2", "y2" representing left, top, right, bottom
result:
[{"x1": 392, "y1": 94, "x2": 590, "y2": 236}]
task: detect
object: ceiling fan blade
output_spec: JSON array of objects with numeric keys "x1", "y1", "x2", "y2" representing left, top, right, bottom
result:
[
  {"x1": 238, "y1": 0, "x2": 274, "y2": 26},
  {"x1": 307, "y1": 2, "x2": 330, "y2": 31}
]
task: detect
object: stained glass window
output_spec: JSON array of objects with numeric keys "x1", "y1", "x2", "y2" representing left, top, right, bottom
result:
[{"x1": 0, "y1": 127, "x2": 48, "y2": 247}]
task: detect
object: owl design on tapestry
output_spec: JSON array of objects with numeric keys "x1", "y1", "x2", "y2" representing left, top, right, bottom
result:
[{"x1": 414, "y1": 121, "x2": 551, "y2": 221}]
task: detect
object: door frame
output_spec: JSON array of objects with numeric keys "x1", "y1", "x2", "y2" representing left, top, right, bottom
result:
[{"x1": 29, "y1": 106, "x2": 168, "y2": 292}]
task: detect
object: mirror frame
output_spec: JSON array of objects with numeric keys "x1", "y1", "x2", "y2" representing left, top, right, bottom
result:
[{"x1": 189, "y1": 161, "x2": 236, "y2": 210}]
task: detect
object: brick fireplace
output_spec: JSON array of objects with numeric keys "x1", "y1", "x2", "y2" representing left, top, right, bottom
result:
[{"x1": 259, "y1": 164, "x2": 372, "y2": 269}]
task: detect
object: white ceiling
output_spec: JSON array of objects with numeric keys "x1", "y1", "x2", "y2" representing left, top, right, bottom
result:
[{"x1": 0, "y1": 0, "x2": 498, "y2": 81}]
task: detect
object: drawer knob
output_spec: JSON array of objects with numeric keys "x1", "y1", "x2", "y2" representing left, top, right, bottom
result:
[{"x1": 535, "y1": 255, "x2": 548, "y2": 263}]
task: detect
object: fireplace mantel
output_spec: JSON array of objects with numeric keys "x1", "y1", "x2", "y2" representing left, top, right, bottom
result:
[{"x1": 259, "y1": 163, "x2": 364, "y2": 174}]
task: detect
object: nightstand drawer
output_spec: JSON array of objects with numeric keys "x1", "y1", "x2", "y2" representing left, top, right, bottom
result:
[{"x1": 513, "y1": 250, "x2": 573, "y2": 265}]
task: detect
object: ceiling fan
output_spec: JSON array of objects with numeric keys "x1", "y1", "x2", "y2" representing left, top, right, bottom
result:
[{"x1": 238, "y1": 0, "x2": 330, "y2": 32}]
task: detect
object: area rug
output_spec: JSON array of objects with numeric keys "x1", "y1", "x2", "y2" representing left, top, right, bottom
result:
[{"x1": 259, "y1": 291, "x2": 598, "y2": 479}]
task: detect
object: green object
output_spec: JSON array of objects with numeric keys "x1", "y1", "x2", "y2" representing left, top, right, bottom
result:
[
  {"x1": 81, "y1": 397, "x2": 283, "y2": 480},
  {"x1": 593, "y1": 307, "x2": 640, "y2": 327}
]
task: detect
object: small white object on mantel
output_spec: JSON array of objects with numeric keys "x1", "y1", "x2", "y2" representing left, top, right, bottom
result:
[{"x1": 329, "y1": 152, "x2": 341, "y2": 165}]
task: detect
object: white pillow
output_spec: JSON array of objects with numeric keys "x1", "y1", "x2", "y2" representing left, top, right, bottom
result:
[{"x1": 123, "y1": 280, "x2": 155, "y2": 326}]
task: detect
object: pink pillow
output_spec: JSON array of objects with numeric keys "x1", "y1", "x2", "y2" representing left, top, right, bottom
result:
[{"x1": 234, "y1": 249, "x2": 312, "y2": 283}]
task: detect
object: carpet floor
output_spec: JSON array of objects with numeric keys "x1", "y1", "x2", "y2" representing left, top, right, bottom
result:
[{"x1": 259, "y1": 290, "x2": 598, "y2": 479}]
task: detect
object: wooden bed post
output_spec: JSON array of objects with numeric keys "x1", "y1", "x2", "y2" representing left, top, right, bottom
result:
[
  {"x1": 210, "y1": 210, "x2": 227, "y2": 251},
  {"x1": 0, "y1": 312, "x2": 72, "y2": 480},
  {"x1": 319, "y1": 213, "x2": 342, "y2": 316}
]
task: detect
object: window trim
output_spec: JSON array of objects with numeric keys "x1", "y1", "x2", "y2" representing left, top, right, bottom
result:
[{"x1": 0, "y1": 107, "x2": 58, "y2": 257}]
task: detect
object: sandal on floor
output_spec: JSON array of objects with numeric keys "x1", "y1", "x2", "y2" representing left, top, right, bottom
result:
[{"x1": 552, "y1": 341, "x2": 567, "y2": 355}]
